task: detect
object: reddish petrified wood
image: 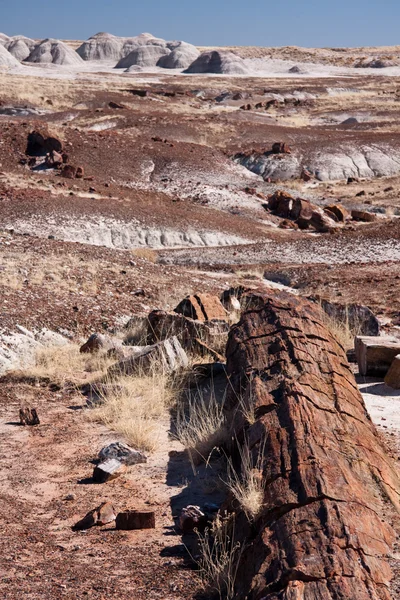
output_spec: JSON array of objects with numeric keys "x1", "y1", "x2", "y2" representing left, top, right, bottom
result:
[
  {"x1": 115, "y1": 510, "x2": 155, "y2": 530},
  {"x1": 225, "y1": 291, "x2": 400, "y2": 600}
]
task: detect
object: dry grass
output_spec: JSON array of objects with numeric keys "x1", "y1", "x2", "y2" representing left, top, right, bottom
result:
[
  {"x1": 320, "y1": 305, "x2": 362, "y2": 351},
  {"x1": 88, "y1": 371, "x2": 173, "y2": 452},
  {"x1": 131, "y1": 247, "x2": 158, "y2": 263},
  {"x1": 174, "y1": 390, "x2": 228, "y2": 469},
  {"x1": 21, "y1": 343, "x2": 113, "y2": 385},
  {"x1": 194, "y1": 515, "x2": 243, "y2": 600},
  {"x1": 225, "y1": 437, "x2": 264, "y2": 521}
]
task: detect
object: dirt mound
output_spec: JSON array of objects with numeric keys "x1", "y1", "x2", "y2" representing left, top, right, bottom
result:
[
  {"x1": 76, "y1": 31, "x2": 124, "y2": 61},
  {"x1": 184, "y1": 50, "x2": 250, "y2": 74},
  {"x1": 0, "y1": 43, "x2": 20, "y2": 68},
  {"x1": 117, "y1": 45, "x2": 171, "y2": 69},
  {"x1": 27, "y1": 38, "x2": 84, "y2": 65},
  {"x1": 226, "y1": 291, "x2": 400, "y2": 599},
  {"x1": 5, "y1": 35, "x2": 36, "y2": 61},
  {"x1": 158, "y1": 42, "x2": 200, "y2": 69}
]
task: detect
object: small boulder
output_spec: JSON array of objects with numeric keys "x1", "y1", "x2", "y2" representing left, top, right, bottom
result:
[
  {"x1": 75, "y1": 166, "x2": 84, "y2": 179},
  {"x1": 115, "y1": 510, "x2": 155, "y2": 530},
  {"x1": 351, "y1": 209, "x2": 377, "y2": 222},
  {"x1": 61, "y1": 165, "x2": 77, "y2": 179},
  {"x1": 271, "y1": 142, "x2": 291, "y2": 154},
  {"x1": 325, "y1": 204, "x2": 350, "y2": 222},
  {"x1": 73, "y1": 501, "x2": 116, "y2": 531},
  {"x1": 178, "y1": 505, "x2": 208, "y2": 533},
  {"x1": 93, "y1": 459, "x2": 127, "y2": 483},
  {"x1": 19, "y1": 407, "x2": 40, "y2": 426},
  {"x1": 174, "y1": 293, "x2": 228, "y2": 322},
  {"x1": 80, "y1": 333, "x2": 108, "y2": 353},
  {"x1": 355, "y1": 335, "x2": 400, "y2": 376},
  {"x1": 385, "y1": 355, "x2": 400, "y2": 389},
  {"x1": 98, "y1": 442, "x2": 147, "y2": 466}
]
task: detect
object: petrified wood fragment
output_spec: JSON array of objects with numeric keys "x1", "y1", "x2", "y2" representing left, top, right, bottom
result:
[{"x1": 225, "y1": 291, "x2": 400, "y2": 600}]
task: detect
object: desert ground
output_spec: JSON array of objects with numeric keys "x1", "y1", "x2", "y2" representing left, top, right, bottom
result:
[{"x1": 1, "y1": 32, "x2": 400, "y2": 600}]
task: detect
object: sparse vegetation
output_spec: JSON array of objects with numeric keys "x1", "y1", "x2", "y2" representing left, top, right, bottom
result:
[
  {"x1": 18, "y1": 343, "x2": 113, "y2": 385},
  {"x1": 225, "y1": 437, "x2": 264, "y2": 521},
  {"x1": 88, "y1": 370, "x2": 173, "y2": 452},
  {"x1": 174, "y1": 390, "x2": 228, "y2": 469},
  {"x1": 131, "y1": 247, "x2": 158, "y2": 263},
  {"x1": 194, "y1": 515, "x2": 243, "y2": 600}
]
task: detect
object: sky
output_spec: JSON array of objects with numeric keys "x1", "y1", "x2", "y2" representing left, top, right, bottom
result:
[{"x1": 0, "y1": 0, "x2": 398, "y2": 48}]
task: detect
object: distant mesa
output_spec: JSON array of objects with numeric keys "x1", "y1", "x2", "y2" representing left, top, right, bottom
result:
[
  {"x1": 26, "y1": 39, "x2": 84, "y2": 65},
  {"x1": 116, "y1": 44, "x2": 171, "y2": 69},
  {"x1": 0, "y1": 43, "x2": 20, "y2": 68},
  {"x1": 184, "y1": 50, "x2": 250, "y2": 75},
  {"x1": 157, "y1": 42, "x2": 200, "y2": 69},
  {"x1": 5, "y1": 35, "x2": 36, "y2": 61}
]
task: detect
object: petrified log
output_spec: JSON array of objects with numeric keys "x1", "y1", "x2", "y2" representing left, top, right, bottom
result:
[
  {"x1": 174, "y1": 293, "x2": 228, "y2": 322},
  {"x1": 108, "y1": 336, "x2": 188, "y2": 376},
  {"x1": 225, "y1": 291, "x2": 400, "y2": 600},
  {"x1": 115, "y1": 510, "x2": 155, "y2": 530},
  {"x1": 355, "y1": 335, "x2": 400, "y2": 376}
]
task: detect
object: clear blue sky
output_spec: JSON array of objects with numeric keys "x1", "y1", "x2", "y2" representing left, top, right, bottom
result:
[{"x1": 0, "y1": 0, "x2": 397, "y2": 47}]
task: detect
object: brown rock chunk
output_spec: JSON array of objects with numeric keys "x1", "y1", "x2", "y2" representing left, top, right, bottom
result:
[
  {"x1": 147, "y1": 309, "x2": 228, "y2": 352},
  {"x1": 80, "y1": 333, "x2": 108, "y2": 353},
  {"x1": 355, "y1": 335, "x2": 400, "y2": 376},
  {"x1": 75, "y1": 166, "x2": 84, "y2": 179},
  {"x1": 174, "y1": 293, "x2": 228, "y2": 322},
  {"x1": 351, "y1": 209, "x2": 377, "y2": 222},
  {"x1": 26, "y1": 129, "x2": 63, "y2": 156},
  {"x1": 325, "y1": 203, "x2": 350, "y2": 222},
  {"x1": 19, "y1": 407, "x2": 40, "y2": 426},
  {"x1": 45, "y1": 150, "x2": 63, "y2": 168},
  {"x1": 225, "y1": 292, "x2": 399, "y2": 600},
  {"x1": 271, "y1": 142, "x2": 291, "y2": 154},
  {"x1": 92, "y1": 459, "x2": 127, "y2": 483},
  {"x1": 115, "y1": 510, "x2": 155, "y2": 530},
  {"x1": 73, "y1": 501, "x2": 116, "y2": 531},
  {"x1": 384, "y1": 354, "x2": 400, "y2": 389},
  {"x1": 61, "y1": 165, "x2": 77, "y2": 179},
  {"x1": 178, "y1": 505, "x2": 208, "y2": 533}
]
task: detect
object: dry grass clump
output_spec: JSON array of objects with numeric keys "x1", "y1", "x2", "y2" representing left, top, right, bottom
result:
[
  {"x1": 131, "y1": 247, "x2": 158, "y2": 263},
  {"x1": 88, "y1": 371, "x2": 173, "y2": 453},
  {"x1": 320, "y1": 305, "x2": 362, "y2": 351},
  {"x1": 174, "y1": 391, "x2": 228, "y2": 468},
  {"x1": 195, "y1": 515, "x2": 243, "y2": 600},
  {"x1": 22, "y1": 344, "x2": 113, "y2": 385},
  {"x1": 225, "y1": 437, "x2": 264, "y2": 521}
]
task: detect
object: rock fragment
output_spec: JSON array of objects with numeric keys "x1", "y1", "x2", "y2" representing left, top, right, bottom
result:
[
  {"x1": 384, "y1": 354, "x2": 400, "y2": 389},
  {"x1": 355, "y1": 335, "x2": 400, "y2": 376},
  {"x1": 178, "y1": 505, "x2": 208, "y2": 533},
  {"x1": 98, "y1": 442, "x2": 147, "y2": 466},
  {"x1": 19, "y1": 407, "x2": 40, "y2": 426},
  {"x1": 92, "y1": 459, "x2": 127, "y2": 483},
  {"x1": 73, "y1": 501, "x2": 116, "y2": 531},
  {"x1": 115, "y1": 510, "x2": 155, "y2": 530},
  {"x1": 108, "y1": 336, "x2": 188, "y2": 376}
]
